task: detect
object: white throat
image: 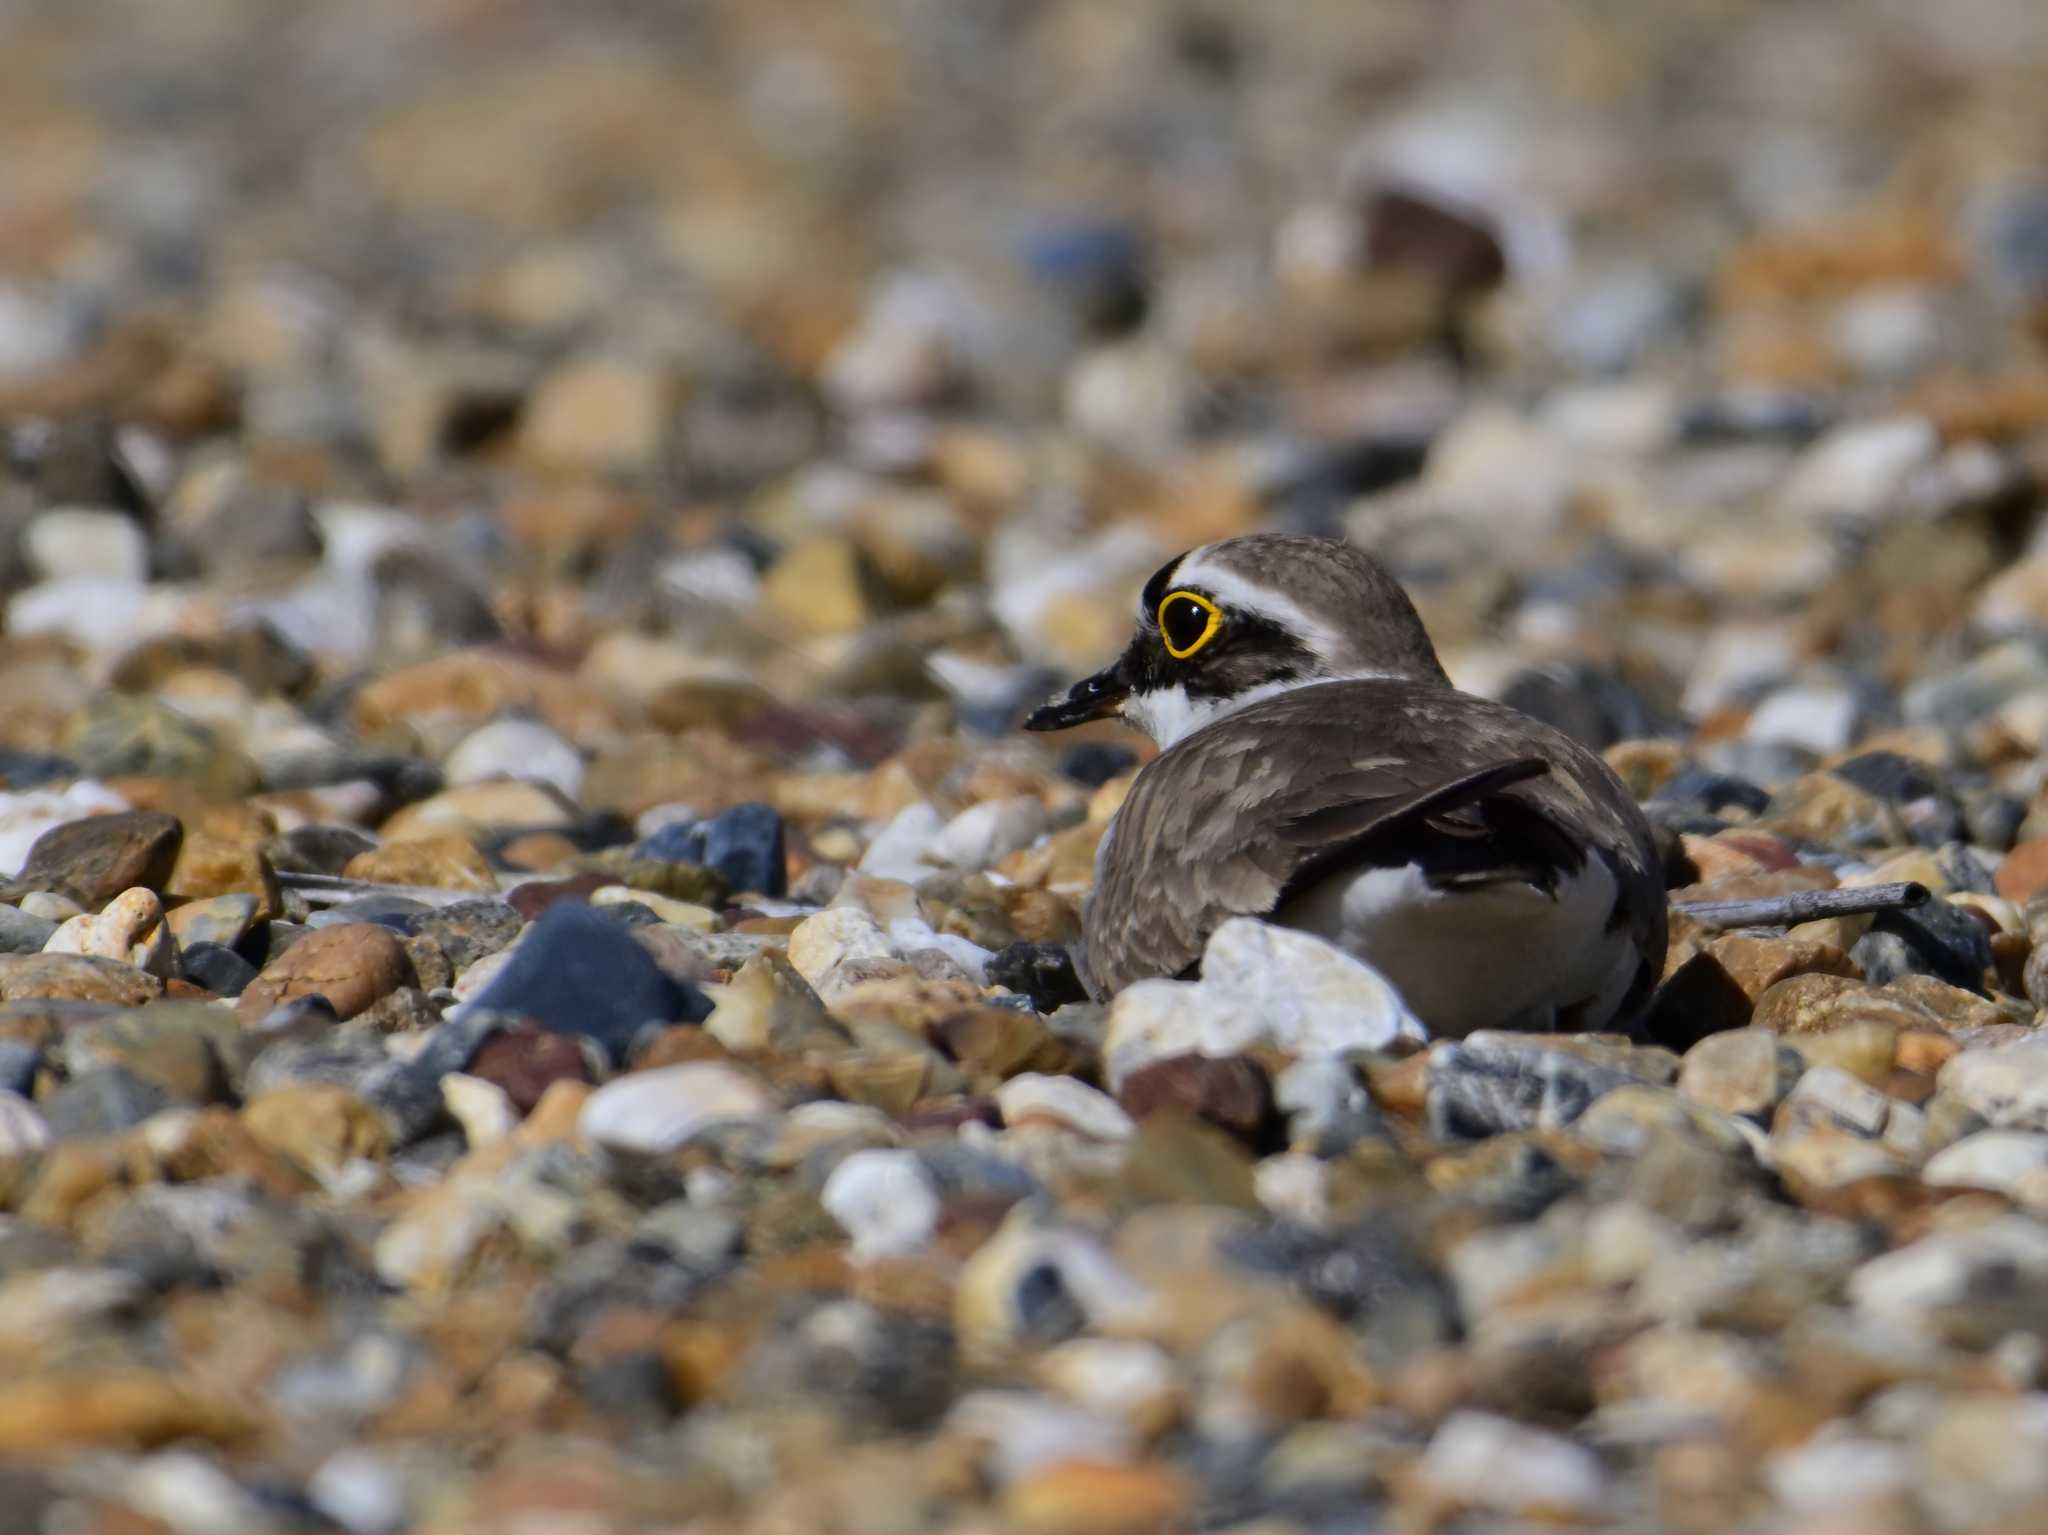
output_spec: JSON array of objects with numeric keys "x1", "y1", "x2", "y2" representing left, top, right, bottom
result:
[{"x1": 1124, "y1": 674, "x2": 1340, "y2": 749}]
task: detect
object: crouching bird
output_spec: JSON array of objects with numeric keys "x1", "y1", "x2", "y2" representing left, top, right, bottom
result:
[{"x1": 1024, "y1": 533, "x2": 1664, "y2": 1035}]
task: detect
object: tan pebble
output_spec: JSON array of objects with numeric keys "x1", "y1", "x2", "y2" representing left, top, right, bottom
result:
[
  {"x1": 242, "y1": 1084, "x2": 389, "y2": 1174},
  {"x1": 1366, "y1": 1052, "x2": 1430, "y2": 1116},
  {"x1": 1998, "y1": 838, "x2": 2048, "y2": 904},
  {"x1": 589, "y1": 885, "x2": 717, "y2": 929},
  {"x1": 1705, "y1": 934, "x2": 1859, "y2": 1004},
  {"x1": 518, "y1": 1079, "x2": 594, "y2": 1145},
  {"x1": 163, "y1": 831, "x2": 282, "y2": 918},
  {"x1": 352, "y1": 650, "x2": 616, "y2": 745},
  {"x1": 1001, "y1": 1460, "x2": 1195, "y2": 1535},
  {"x1": 343, "y1": 834, "x2": 497, "y2": 893},
  {"x1": 761, "y1": 534, "x2": 871, "y2": 636},
  {"x1": 0, "y1": 953, "x2": 162, "y2": 1006},
  {"x1": 442, "y1": 1073, "x2": 517, "y2": 1148},
  {"x1": 0, "y1": 1373, "x2": 252, "y2": 1452},
  {"x1": 1887, "y1": 973, "x2": 2030, "y2": 1031},
  {"x1": 1750, "y1": 974, "x2": 1940, "y2": 1035},
  {"x1": 703, "y1": 949, "x2": 834, "y2": 1055},
  {"x1": 381, "y1": 780, "x2": 576, "y2": 842},
  {"x1": 1895, "y1": 1029, "x2": 1963, "y2": 1076},
  {"x1": 1785, "y1": 913, "x2": 1873, "y2": 951},
  {"x1": 519, "y1": 354, "x2": 670, "y2": 473},
  {"x1": 1950, "y1": 891, "x2": 2023, "y2": 936},
  {"x1": 1678, "y1": 1030, "x2": 1803, "y2": 1119},
  {"x1": 1787, "y1": 1018, "x2": 1900, "y2": 1085}
]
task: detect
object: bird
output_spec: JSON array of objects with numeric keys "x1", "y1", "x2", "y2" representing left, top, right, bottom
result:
[{"x1": 1022, "y1": 532, "x2": 1666, "y2": 1036}]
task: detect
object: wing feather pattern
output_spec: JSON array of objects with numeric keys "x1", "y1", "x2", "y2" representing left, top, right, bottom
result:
[{"x1": 1080, "y1": 679, "x2": 1664, "y2": 1001}]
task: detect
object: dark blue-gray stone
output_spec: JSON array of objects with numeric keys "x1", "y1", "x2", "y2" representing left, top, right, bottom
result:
[
  {"x1": 1868, "y1": 895, "x2": 1995, "y2": 993},
  {"x1": 463, "y1": 900, "x2": 711, "y2": 1064},
  {"x1": 182, "y1": 941, "x2": 257, "y2": 997},
  {"x1": 637, "y1": 803, "x2": 786, "y2": 898},
  {"x1": 0, "y1": 906, "x2": 58, "y2": 955}
]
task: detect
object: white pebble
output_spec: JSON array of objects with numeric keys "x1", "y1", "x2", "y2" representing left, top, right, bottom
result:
[
  {"x1": 24, "y1": 507, "x2": 148, "y2": 583},
  {"x1": 932, "y1": 796, "x2": 1047, "y2": 870},
  {"x1": 577, "y1": 1062, "x2": 778, "y2": 1156},
  {"x1": 1201, "y1": 918, "x2": 1426, "y2": 1055},
  {"x1": 1420, "y1": 1410, "x2": 1606, "y2": 1517},
  {"x1": 821, "y1": 1148, "x2": 941, "y2": 1261},
  {"x1": 787, "y1": 904, "x2": 899, "y2": 1000},
  {"x1": 1923, "y1": 1129, "x2": 2048, "y2": 1199},
  {"x1": 857, "y1": 801, "x2": 947, "y2": 883},
  {"x1": 0, "y1": 1091, "x2": 51, "y2": 1158},
  {"x1": 0, "y1": 781, "x2": 130, "y2": 879},
  {"x1": 945, "y1": 1390, "x2": 1136, "y2": 1485},
  {"x1": 996, "y1": 1074, "x2": 1135, "y2": 1142},
  {"x1": 307, "y1": 1447, "x2": 408, "y2": 1535},
  {"x1": 444, "y1": 717, "x2": 585, "y2": 800}
]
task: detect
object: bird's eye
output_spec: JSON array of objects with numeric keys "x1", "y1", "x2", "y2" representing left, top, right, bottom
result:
[{"x1": 1158, "y1": 590, "x2": 1221, "y2": 659}]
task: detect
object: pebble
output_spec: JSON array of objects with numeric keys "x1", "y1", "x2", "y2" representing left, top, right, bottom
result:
[
  {"x1": 1103, "y1": 918, "x2": 1423, "y2": 1090},
  {"x1": 237, "y1": 922, "x2": 415, "y2": 1022},
  {"x1": 44, "y1": 885, "x2": 178, "y2": 977},
  {"x1": 1922, "y1": 1129, "x2": 2048, "y2": 1199},
  {"x1": 576, "y1": 1062, "x2": 778, "y2": 1156},
  {"x1": 0, "y1": 907, "x2": 58, "y2": 955},
  {"x1": 638, "y1": 802, "x2": 788, "y2": 897},
  {"x1": 11, "y1": 809, "x2": 183, "y2": 907},
  {"x1": 1419, "y1": 1411, "x2": 1607, "y2": 1518},
  {"x1": 0, "y1": 1091, "x2": 51, "y2": 1158},
  {"x1": 1940, "y1": 1035, "x2": 2048, "y2": 1131},
  {"x1": 820, "y1": 1148, "x2": 942, "y2": 1260},
  {"x1": 460, "y1": 900, "x2": 711, "y2": 1063},
  {"x1": 1427, "y1": 1033, "x2": 1657, "y2": 1140},
  {"x1": 1202, "y1": 917, "x2": 1427, "y2": 1051},
  {"x1": 787, "y1": 904, "x2": 903, "y2": 1002},
  {"x1": 44, "y1": 1066, "x2": 173, "y2": 1138},
  {"x1": 1679, "y1": 1029, "x2": 1806, "y2": 1120},
  {"x1": 997, "y1": 1073, "x2": 1136, "y2": 1143},
  {"x1": 442, "y1": 717, "x2": 585, "y2": 800}
]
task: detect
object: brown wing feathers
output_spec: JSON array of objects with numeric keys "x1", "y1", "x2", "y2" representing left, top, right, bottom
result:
[{"x1": 1080, "y1": 681, "x2": 1664, "y2": 998}]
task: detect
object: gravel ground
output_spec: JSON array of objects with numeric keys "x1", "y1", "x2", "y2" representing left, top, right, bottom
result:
[{"x1": 1, "y1": 1, "x2": 2048, "y2": 1531}]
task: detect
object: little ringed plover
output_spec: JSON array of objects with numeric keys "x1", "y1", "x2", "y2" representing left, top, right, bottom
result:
[{"x1": 1024, "y1": 533, "x2": 1666, "y2": 1036}]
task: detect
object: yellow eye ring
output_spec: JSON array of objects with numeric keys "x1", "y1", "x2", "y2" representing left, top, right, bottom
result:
[{"x1": 1158, "y1": 589, "x2": 1221, "y2": 659}]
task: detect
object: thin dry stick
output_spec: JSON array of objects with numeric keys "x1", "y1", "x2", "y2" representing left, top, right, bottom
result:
[
  {"x1": 1672, "y1": 880, "x2": 1929, "y2": 930},
  {"x1": 277, "y1": 871, "x2": 506, "y2": 908}
]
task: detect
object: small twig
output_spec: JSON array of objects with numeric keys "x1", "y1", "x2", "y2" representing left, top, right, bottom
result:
[
  {"x1": 277, "y1": 871, "x2": 505, "y2": 908},
  {"x1": 1673, "y1": 881, "x2": 1929, "y2": 930}
]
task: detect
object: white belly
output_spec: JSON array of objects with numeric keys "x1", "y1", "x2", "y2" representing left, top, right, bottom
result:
[{"x1": 1273, "y1": 857, "x2": 1633, "y2": 1037}]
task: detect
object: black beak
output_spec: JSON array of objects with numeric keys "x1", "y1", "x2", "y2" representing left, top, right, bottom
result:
[{"x1": 1023, "y1": 656, "x2": 1132, "y2": 732}]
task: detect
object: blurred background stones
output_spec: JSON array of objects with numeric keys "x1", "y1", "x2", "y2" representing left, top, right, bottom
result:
[{"x1": 0, "y1": 0, "x2": 2044, "y2": 1530}]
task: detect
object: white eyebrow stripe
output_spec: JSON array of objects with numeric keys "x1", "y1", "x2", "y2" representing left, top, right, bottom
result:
[{"x1": 1159, "y1": 551, "x2": 1348, "y2": 667}]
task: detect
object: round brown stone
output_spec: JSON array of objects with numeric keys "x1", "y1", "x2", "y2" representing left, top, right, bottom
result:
[{"x1": 235, "y1": 922, "x2": 416, "y2": 1022}]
